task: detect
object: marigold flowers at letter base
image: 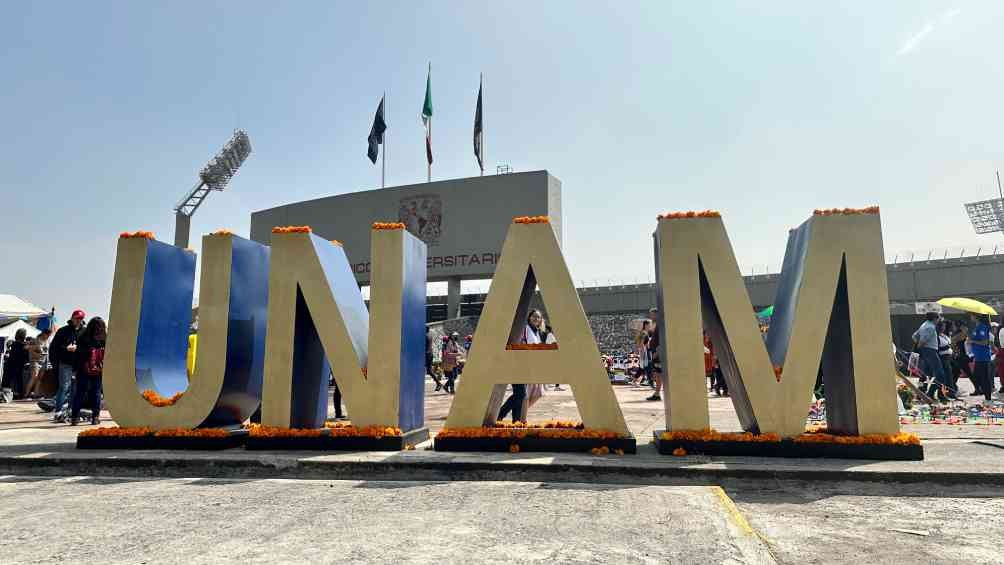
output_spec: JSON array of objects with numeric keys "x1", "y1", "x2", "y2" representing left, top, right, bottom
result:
[
  {"x1": 672, "y1": 447, "x2": 687, "y2": 456},
  {"x1": 78, "y1": 426, "x2": 154, "y2": 438},
  {"x1": 660, "y1": 428, "x2": 921, "y2": 446}
]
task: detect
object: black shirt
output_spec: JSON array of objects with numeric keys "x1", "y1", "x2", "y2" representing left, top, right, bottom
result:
[{"x1": 51, "y1": 324, "x2": 83, "y2": 366}]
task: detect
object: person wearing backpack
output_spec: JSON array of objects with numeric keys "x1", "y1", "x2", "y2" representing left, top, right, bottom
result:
[{"x1": 70, "y1": 317, "x2": 106, "y2": 426}]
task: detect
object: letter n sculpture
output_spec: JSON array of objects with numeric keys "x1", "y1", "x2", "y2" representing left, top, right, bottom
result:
[{"x1": 252, "y1": 224, "x2": 429, "y2": 450}]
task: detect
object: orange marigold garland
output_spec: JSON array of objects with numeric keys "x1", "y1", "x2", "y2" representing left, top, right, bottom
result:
[
  {"x1": 78, "y1": 426, "x2": 154, "y2": 438},
  {"x1": 657, "y1": 210, "x2": 721, "y2": 220},
  {"x1": 505, "y1": 343, "x2": 559, "y2": 351},
  {"x1": 813, "y1": 206, "x2": 879, "y2": 216},
  {"x1": 660, "y1": 429, "x2": 783, "y2": 443},
  {"x1": 246, "y1": 422, "x2": 403, "y2": 439},
  {"x1": 119, "y1": 231, "x2": 156, "y2": 239},
  {"x1": 271, "y1": 226, "x2": 312, "y2": 234},
  {"x1": 438, "y1": 423, "x2": 624, "y2": 440},
  {"x1": 513, "y1": 215, "x2": 550, "y2": 224},
  {"x1": 372, "y1": 222, "x2": 407, "y2": 230},
  {"x1": 794, "y1": 430, "x2": 920, "y2": 446},
  {"x1": 492, "y1": 420, "x2": 584, "y2": 430},
  {"x1": 660, "y1": 428, "x2": 921, "y2": 446},
  {"x1": 153, "y1": 428, "x2": 230, "y2": 438},
  {"x1": 141, "y1": 389, "x2": 184, "y2": 407}
]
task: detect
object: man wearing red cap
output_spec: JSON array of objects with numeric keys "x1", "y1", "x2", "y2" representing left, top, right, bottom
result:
[{"x1": 49, "y1": 309, "x2": 86, "y2": 422}]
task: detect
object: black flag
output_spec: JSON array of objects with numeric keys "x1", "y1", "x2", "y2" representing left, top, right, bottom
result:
[
  {"x1": 473, "y1": 80, "x2": 483, "y2": 172},
  {"x1": 367, "y1": 96, "x2": 387, "y2": 164}
]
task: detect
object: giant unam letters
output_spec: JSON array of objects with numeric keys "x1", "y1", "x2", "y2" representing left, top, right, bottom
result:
[{"x1": 103, "y1": 211, "x2": 898, "y2": 439}]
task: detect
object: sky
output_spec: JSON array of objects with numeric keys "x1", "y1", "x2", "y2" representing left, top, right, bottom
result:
[{"x1": 2, "y1": 1, "x2": 1003, "y2": 322}]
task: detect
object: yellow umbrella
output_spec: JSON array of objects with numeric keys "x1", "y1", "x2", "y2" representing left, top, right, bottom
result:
[{"x1": 935, "y1": 297, "x2": 998, "y2": 316}]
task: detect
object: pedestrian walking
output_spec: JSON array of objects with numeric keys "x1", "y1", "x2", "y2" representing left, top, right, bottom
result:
[
  {"x1": 912, "y1": 312, "x2": 948, "y2": 402},
  {"x1": 967, "y1": 313, "x2": 993, "y2": 402}
]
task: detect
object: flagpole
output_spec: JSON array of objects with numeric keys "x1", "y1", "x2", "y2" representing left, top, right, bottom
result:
[
  {"x1": 479, "y1": 72, "x2": 483, "y2": 175},
  {"x1": 428, "y1": 62, "x2": 432, "y2": 183},
  {"x1": 382, "y1": 91, "x2": 386, "y2": 188},
  {"x1": 482, "y1": 72, "x2": 486, "y2": 176}
]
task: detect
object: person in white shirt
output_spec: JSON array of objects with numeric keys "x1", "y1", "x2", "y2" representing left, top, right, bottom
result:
[{"x1": 498, "y1": 309, "x2": 544, "y2": 422}]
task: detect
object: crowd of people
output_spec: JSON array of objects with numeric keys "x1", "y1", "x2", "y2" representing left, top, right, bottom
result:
[
  {"x1": 912, "y1": 311, "x2": 1004, "y2": 403},
  {"x1": 0, "y1": 309, "x2": 105, "y2": 425}
]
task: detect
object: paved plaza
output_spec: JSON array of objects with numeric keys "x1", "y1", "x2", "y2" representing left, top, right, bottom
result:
[{"x1": 2, "y1": 380, "x2": 1002, "y2": 564}]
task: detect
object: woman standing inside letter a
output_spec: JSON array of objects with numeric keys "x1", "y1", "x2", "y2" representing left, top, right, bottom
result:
[{"x1": 498, "y1": 309, "x2": 545, "y2": 422}]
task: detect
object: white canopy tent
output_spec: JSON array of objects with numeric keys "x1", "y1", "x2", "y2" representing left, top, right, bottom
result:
[
  {"x1": 0, "y1": 295, "x2": 46, "y2": 322},
  {"x1": 0, "y1": 320, "x2": 41, "y2": 341}
]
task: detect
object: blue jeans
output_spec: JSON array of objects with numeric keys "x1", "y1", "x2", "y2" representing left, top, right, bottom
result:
[
  {"x1": 54, "y1": 364, "x2": 75, "y2": 414},
  {"x1": 918, "y1": 348, "x2": 946, "y2": 396}
]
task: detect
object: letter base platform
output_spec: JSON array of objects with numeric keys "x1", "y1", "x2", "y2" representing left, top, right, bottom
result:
[
  {"x1": 245, "y1": 427, "x2": 430, "y2": 451},
  {"x1": 76, "y1": 427, "x2": 249, "y2": 451},
  {"x1": 434, "y1": 435, "x2": 637, "y2": 454},
  {"x1": 654, "y1": 431, "x2": 924, "y2": 461}
]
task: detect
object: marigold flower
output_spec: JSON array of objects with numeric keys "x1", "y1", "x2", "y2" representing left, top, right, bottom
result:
[
  {"x1": 271, "y1": 226, "x2": 312, "y2": 234},
  {"x1": 813, "y1": 206, "x2": 879, "y2": 216},
  {"x1": 372, "y1": 222, "x2": 407, "y2": 230},
  {"x1": 329, "y1": 239, "x2": 343, "y2": 246},
  {"x1": 660, "y1": 427, "x2": 920, "y2": 446},
  {"x1": 141, "y1": 389, "x2": 184, "y2": 407},
  {"x1": 153, "y1": 427, "x2": 229, "y2": 438},
  {"x1": 509, "y1": 444, "x2": 521, "y2": 453},
  {"x1": 119, "y1": 231, "x2": 156, "y2": 240},
  {"x1": 589, "y1": 446, "x2": 610, "y2": 456},
  {"x1": 672, "y1": 447, "x2": 687, "y2": 456},
  {"x1": 505, "y1": 343, "x2": 559, "y2": 351},
  {"x1": 660, "y1": 429, "x2": 782, "y2": 443},
  {"x1": 657, "y1": 210, "x2": 721, "y2": 220},
  {"x1": 614, "y1": 448, "x2": 625, "y2": 456},
  {"x1": 246, "y1": 422, "x2": 402, "y2": 438},
  {"x1": 437, "y1": 422, "x2": 624, "y2": 440},
  {"x1": 212, "y1": 229, "x2": 233, "y2": 236},
  {"x1": 513, "y1": 216, "x2": 550, "y2": 224},
  {"x1": 773, "y1": 366, "x2": 783, "y2": 382},
  {"x1": 78, "y1": 426, "x2": 154, "y2": 438}
]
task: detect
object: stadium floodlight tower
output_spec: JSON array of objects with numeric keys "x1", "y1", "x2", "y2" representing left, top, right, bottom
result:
[
  {"x1": 173, "y1": 129, "x2": 253, "y2": 248},
  {"x1": 964, "y1": 170, "x2": 1004, "y2": 235}
]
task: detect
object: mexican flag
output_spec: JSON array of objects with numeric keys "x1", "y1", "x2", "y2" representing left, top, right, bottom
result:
[{"x1": 422, "y1": 64, "x2": 433, "y2": 166}]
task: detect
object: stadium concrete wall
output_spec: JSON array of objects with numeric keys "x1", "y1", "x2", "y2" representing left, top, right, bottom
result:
[{"x1": 249, "y1": 171, "x2": 561, "y2": 284}]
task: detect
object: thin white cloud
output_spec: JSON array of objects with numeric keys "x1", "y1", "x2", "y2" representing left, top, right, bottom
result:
[{"x1": 896, "y1": 8, "x2": 961, "y2": 57}]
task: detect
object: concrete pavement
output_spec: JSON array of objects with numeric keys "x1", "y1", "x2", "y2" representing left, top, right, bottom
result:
[
  {"x1": 1, "y1": 380, "x2": 1002, "y2": 485},
  {"x1": 0, "y1": 477, "x2": 776, "y2": 564}
]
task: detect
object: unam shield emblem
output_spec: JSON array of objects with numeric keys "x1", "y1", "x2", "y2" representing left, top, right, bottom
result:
[{"x1": 397, "y1": 194, "x2": 442, "y2": 246}]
